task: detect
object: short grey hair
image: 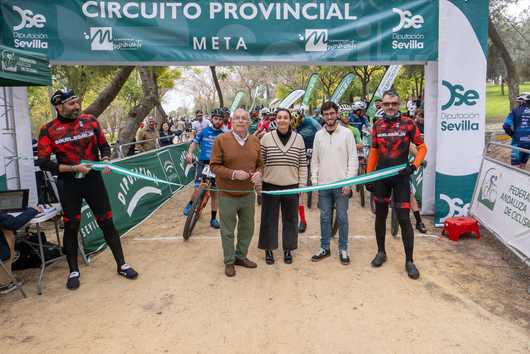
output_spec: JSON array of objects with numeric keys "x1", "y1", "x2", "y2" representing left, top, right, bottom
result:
[
  {"x1": 233, "y1": 108, "x2": 249, "y2": 120},
  {"x1": 382, "y1": 90, "x2": 400, "y2": 100}
]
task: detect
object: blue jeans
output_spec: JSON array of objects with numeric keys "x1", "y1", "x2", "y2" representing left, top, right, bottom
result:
[{"x1": 319, "y1": 188, "x2": 349, "y2": 251}]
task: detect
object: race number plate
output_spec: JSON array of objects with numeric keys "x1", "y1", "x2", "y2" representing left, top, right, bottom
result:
[{"x1": 202, "y1": 165, "x2": 216, "y2": 178}]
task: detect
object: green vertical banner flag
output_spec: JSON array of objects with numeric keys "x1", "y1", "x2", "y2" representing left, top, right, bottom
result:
[
  {"x1": 366, "y1": 65, "x2": 401, "y2": 119},
  {"x1": 278, "y1": 89, "x2": 305, "y2": 108},
  {"x1": 229, "y1": 91, "x2": 246, "y2": 113},
  {"x1": 330, "y1": 73, "x2": 355, "y2": 104},
  {"x1": 302, "y1": 73, "x2": 320, "y2": 107},
  {"x1": 0, "y1": 1, "x2": 438, "y2": 64},
  {"x1": 250, "y1": 85, "x2": 265, "y2": 111},
  {"x1": 80, "y1": 144, "x2": 195, "y2": 254}
]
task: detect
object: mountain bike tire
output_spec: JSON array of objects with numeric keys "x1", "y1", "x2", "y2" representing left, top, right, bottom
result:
[{"x1": 183, "y1": 188, "x2": 208, "y2": 240}]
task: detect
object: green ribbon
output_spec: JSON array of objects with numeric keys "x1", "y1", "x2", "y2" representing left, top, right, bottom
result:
[
  {"x1": 83, "y1": 160, "x2": 406, "y2": 195},
  {"x1": 263, "y1": 164, "x2": 406, "y2": 195}
]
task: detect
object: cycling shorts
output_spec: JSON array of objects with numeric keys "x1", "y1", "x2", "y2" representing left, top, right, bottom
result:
[
  {"x1": 373, "y1": 174, "x2": 411, "y2": 209},
  {"x1": 194, "y1": 160, "x2": 216, "y2": 188},
  {"x1": 511, "y1": 147, "x2": 530, "y2": 165}
]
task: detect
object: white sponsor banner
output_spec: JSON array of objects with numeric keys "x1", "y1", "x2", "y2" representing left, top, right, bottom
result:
[
  {"x1": 434, "y1": 0, "x2": 487, "y2": 224},
  {"x1": 278, "y1": 89, "x2": 305, "y2": 109},
  {"x1": 470, "y1": 158, "x2": 530, "y2": 264}
]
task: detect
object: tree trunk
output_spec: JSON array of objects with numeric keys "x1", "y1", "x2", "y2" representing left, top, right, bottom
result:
[
  {"x1": 210, "y1": 66, "x2": 224, "y2": 107},
  {"x1": 113, "y1": 67, "x2": 158, "y2": 157},
  {"x1": 83, "y1": 66, "x2": 134, "y2": 118},
  {"x1": 501, "y1": 79, "x2": 505, "y2": 96},
  {"x1": 488, "y1": 18, "x2": 519, "y2": 109}
]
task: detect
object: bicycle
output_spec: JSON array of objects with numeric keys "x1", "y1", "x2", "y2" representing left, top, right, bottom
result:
[
  {"x1": 357, "y1": 155, "x2": 367, "y2": 207},
  {"x1": 182, "y1": 161, "x2": 215, "y2": 240}
]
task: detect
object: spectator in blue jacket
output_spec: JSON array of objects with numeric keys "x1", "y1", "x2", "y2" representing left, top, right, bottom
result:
[{"x1": 503, "y1": 92, "x2": 530, "y2": 169}]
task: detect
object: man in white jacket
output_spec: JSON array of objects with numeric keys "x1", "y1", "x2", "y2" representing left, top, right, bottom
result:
[{"x1": 311, "y1": 101, "x2": 358, "y2": 265}]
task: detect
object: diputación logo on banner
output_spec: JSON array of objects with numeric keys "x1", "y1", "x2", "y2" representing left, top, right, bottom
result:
[
  {"x1": 11, "y1": 5, "x2": 48, "y2": 49},
  {"x1": 441, "y1": 80, "x2": 480, "y2": 132},
  {"x1": 391, "y1": 7, "x2": 425, "y2": 50}
]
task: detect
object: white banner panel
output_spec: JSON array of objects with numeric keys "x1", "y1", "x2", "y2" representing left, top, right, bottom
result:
[{"x1": 470, "y1": 158, "x2": 530, "y2": 264}]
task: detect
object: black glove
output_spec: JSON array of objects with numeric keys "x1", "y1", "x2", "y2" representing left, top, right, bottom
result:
[
  {"x1": 399, "y1": 163, "x2": 417, "y2": 176},
  {"x1": 365, "y1": 183, "x2": 374, "y2": 193}
]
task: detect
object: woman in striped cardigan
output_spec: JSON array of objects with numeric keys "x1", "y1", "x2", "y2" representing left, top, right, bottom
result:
[{"x1": 258, "y1": 109, "x2": 307, "y2": 265}]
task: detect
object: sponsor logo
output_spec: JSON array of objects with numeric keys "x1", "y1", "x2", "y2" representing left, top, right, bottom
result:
[
  {"x1": 300, "y1": 29, "x2": 356, "y2": 53},
  {"x1": 442, "y1": 81, "x2": 479, "y2": 110},
  {"x1": 477, "y1": 168, "x2": 499, "y2": 211},
  {"x1": 116, "y1": 166, "x2": 162, "y2": 216},
  {"x1": 84, "y1": 27, "x2": 143, "y2": 51},
  {"x1": 12, "y1": 5, "x2": 46, "y2": 31},
  {"x1": 391, "y1": 9, "x2": 425, "y2": 50},
  {"x1": 392, "y1": 8, "x2": 424, "y2": 32},
  {"x1": 439, "y1": 194, "x2": 470, "y2": 223},
  {"x1": 1, "y1": 50, "x2": 17, "y2": 72},
  {"x1": 11, "y1": 6, "x2": 48, "y2": 49}
]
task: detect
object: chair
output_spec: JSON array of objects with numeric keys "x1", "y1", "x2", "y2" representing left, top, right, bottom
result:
[{"x1": 0, "y1": 229, "x2": 26, "y2": 298}]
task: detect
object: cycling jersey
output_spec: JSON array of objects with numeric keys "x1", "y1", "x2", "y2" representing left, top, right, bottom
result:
[
  {"x1": 194, "y1": 126, "x2": 224, "y2": 161},
  {"x1": 37, "y1": 114, "x2": 111, "y2": 174},
  {"x1": 371, "y1": 115, "x2": 424, "y2": 169},
  {"x1": 191, "y1": 118, "x2": 211, "y2": 135},
  {"x1": 349, "y1": 113, "x2": 369, "y2": 135},
  {"x1": 346, "y1": 125, "x2": 362, "y2": 145},
  {"x1": 296, "y1": 117, "x2": 321, "y2": 150}
]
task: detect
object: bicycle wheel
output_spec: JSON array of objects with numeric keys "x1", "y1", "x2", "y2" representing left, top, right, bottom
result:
[
  {"x1": 183, "y1": 188, "x2": 207, "y2": 240},
  {"x1": 391, "y1": 207, "x2": 399, "y2": 238},
  {"x1": 370, "y1": 193, "x2": 376, "y2": 214},
  {"x1": 306, "y1": 166, "x2": 313, "y2": 209},
  {"x1": 359, "y1": 185, "x2": 365, "y2": 207},
  {"x1": 332, "y1": 208, "x2": 339, "y2": 237}
]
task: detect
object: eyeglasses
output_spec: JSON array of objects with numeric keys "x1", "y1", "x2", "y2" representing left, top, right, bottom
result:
[{"x1": 382, "y1": 102, "x2": 399, "y2": 107}]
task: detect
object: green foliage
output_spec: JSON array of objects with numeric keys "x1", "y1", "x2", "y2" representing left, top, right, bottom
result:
[{"x1": 486, "y1": 82, "x2": 530, "y2": 123}]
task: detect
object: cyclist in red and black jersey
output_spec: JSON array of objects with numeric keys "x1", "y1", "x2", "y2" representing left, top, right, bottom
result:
[
  {"x1": 366, "y1": 90, "x2": 427, "y2": 280},
  {"x1": 37, "y1": 89, "x2": 138, "y2": 290}
]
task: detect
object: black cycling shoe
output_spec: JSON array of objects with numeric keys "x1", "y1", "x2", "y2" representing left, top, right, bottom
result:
[
  {"x1": 405, "y1": 261, "x2": 420, "y2": 279},
  {"x1": 118, "y1": 264, "x2": 139, "y2": 279},
  {"x1": 284, "y1": 250, "x2": 293, "y2": 264},
  {"x1": 298, "y1": 221, "x2": 307, "y2": 233},
  {"x1": 265, "y1": 250, "x2": 274, "y2": 265},
  {"x1": 371, "y1": 252, "x2": 387, "y2": 267},
  {"x1": 66, "y1": 271, "x2": 80, "y2": 290},
  {"x1": 416, "y1": 222, "x2": 427, "y2": 234},
  {"x1": 311, "y1": 248, "x2": 331, "y2": 262}
]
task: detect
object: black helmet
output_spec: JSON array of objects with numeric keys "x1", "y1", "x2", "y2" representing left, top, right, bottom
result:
[
  {"x1": 212, "y1": 108, "x2": 224, "y2": 118},
  {"x1": 50, "y1": 88, "x2": 78, "y2": 106}
]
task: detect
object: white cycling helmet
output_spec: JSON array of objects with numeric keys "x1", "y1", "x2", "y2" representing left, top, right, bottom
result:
[
  {"x1": 260, "y1": 107, "x2": 271, "y2": 116},
  {"x1": 375, "y1": 108, "x2": 385, "y2": 119},
  {"x1": 339, "y1": 104, "x2": 351, "y2": 114},
  {"x1": 269, "y1": 120, "x2": 277, "y2": 131},
  {"x1": 516, "y1": 92, "x2": 530, "y2": 102},
  {"x1": 351, "y1": 101, "x2": 367, "y2": 111}
]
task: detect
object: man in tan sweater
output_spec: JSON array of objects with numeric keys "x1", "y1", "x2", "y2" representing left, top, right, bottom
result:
[{"x1": 210, "y1": 108, "x2": 262, "y2": 277}]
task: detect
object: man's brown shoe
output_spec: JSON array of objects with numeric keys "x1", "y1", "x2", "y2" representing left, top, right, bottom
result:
[
  {"x1": 234, "y1": 258, "x2": 257, "y2": 268},
  {"x1": 225, "y1": 264, "x2": 236, "y2": 277}
]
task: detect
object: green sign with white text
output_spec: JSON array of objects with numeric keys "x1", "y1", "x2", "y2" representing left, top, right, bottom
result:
[
  {"x1": 80, "y1": 144, "x2": 195, "y2": 254},
  {"x1": 0, "y1": 1, "x2": 438, "y2": 64}
]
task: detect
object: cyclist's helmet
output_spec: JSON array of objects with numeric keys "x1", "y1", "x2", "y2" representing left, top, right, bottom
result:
[
  {"x1": 339, "y1": 104, "x2": 351, "y2": 115},
  {"x1": 222, "y1": 107, "x2": 231, "y2": 116},
  {"x1": 299, "y1": 104, "x2": 308, "y2": 113},
  {"x1": 269, "y1": 120, "x2": 278, "y2": 131},
  {"x1": 291, "y1": 109, "x2": 304, "y2": 129},
  {"x1": 50, "y1": 88, "x2": 77, "y2": 106},
  {"x1": 375, "y1": 108, "x2": 385, "y2": 119},
  {"x1": 516, "y1": 92, "x2": 530, "y2": 103},
  {"x1": 260, "y1": 107, "x2": 271, "y2": 116},
  {"x1": 351, "y1": 101, "x2": 367, "y2": 112},
  {"x1": 211, "y1": 108, "x2": 224, "y2": 118}
]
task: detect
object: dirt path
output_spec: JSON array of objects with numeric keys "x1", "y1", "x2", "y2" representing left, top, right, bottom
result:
[{"x1": 1, "y1": 188, "x2": 529, "y2": 353}]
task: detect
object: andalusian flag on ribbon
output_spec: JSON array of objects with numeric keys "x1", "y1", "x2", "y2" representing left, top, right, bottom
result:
[
  {"x1": 264, "y1": 164, "x2": 406, "y2": 195},
  {"x1": 302, "y1": 73, "x2": 320, "y2": 107},
  {"x1": 229, "y1": 91, "x2": 246, "y2": 113},
  {"x1": 330, "y1": 73, "x2": 355, "y2": 104},
  {"x1": 84, "y1": 161, "x2": 405, "y2": 195}
]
